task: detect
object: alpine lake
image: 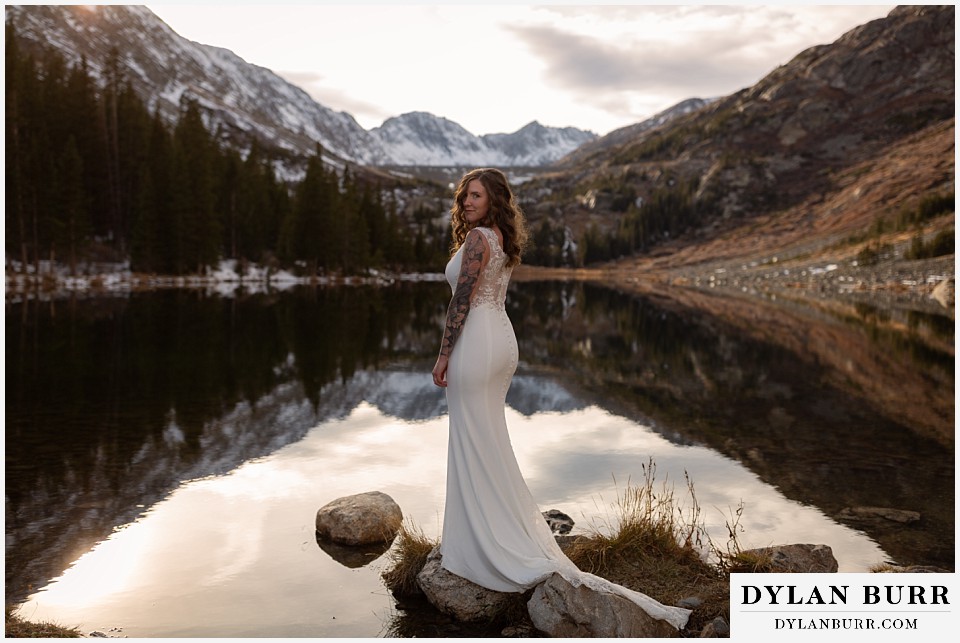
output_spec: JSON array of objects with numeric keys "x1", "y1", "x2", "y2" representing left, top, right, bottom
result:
[{"x1": 5, "y1": 277, "x2": 953, "y2": 637}]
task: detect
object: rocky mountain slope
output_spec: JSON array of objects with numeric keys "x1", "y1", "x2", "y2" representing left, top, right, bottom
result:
[
  {"x1": 555, "y1": 97, "x2": 714, "y2": 167},
  {"x1": 5, "y1": 4, "x2": 386, "y2": 168},
  {"x1": 524, "y1": 5, "x2": 954, "y2": 278},
  {"x1": 4, "y1": 4, "x2": 594, "y2": 169}
]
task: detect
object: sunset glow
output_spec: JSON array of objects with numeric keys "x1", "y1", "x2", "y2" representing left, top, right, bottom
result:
[{"x1": 145, "y1": 3, "x2": 894, "y2": 136}]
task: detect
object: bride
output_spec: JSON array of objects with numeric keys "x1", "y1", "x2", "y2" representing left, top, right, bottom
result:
[{"x1": 431, "y1": 168, "x2": 690, "y2": 631}]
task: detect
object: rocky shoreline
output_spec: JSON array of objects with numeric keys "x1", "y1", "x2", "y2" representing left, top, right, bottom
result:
[
  {"x1": 665, "y1": 253, "x2": 954, "y2": 317},
  {"x1": 315, "y1": 491, "x2": 861, "y2": 639}
]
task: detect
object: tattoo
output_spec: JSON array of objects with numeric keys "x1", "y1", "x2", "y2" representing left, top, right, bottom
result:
[{"x1": 439, "y1": 230, "x2": 487, "y2": 358}]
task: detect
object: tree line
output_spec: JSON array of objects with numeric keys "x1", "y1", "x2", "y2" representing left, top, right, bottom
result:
[
  {"x1": 5, "y1": 21, "x2": 449, "y2": 276},
  {"x1": 578, "y1": 177, "x2": 709, "y2": 265}
]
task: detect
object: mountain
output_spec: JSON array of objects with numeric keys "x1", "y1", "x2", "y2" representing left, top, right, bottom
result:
[
  {"x1": 4, "y1": 4, "x2": 388, "y2": 168},
  {"x1": 480, "y1": 121, "x2": 597, "y2": 167},
  {"x1": 4, "y1": 4, "x2": 594, "y2": 169},
  {"x1": 370, "y1": 111, "x2": 494, "y2": 167},
  {"x1": 372, "y1": 112, "x2": 596, "y2": 167},
  {"x1": 555, "y1": 97, "x2": 715, "y2": 167},
  {"x1": 520, "y1": 5, "x2": 954, "y2": 269}
]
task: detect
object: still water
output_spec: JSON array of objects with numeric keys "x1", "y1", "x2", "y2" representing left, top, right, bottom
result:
[{"x1": 5, "y1": 281, "x2": 953, "y2": 637}]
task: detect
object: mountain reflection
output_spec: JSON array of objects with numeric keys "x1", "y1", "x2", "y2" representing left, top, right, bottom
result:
[
  {"x1": 5, "y1": 280, "x2": 953, "y2": 603},
  {"x1": 510, "y1": 281, "x2": 953, "y2": 569}
]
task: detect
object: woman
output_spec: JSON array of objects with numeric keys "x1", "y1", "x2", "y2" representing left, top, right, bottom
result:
[{"x1": 431, "y1": 168, "x2": 690, "y2": 631}]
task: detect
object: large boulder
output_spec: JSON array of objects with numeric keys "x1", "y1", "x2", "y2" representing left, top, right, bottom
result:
[
  {"x1": 416, "y1": 547, "x2": 525, "y2": 622},
  {"x1": 741, "y1": 543, "x2": 838, "y2": 573},
  {"x1": 527, "y1": 573, "x2": 681, "y2": 638},
  {"x1": 315, "y1": 491, "x2": 402, "y2": 546}
]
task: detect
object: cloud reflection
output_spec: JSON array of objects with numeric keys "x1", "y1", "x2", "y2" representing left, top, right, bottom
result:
[
  {"x1": 504, "y1": 405, "x2": 886, "y2": 571},
  {"x1": 20, "y1": 373, "x2": 887, "y2": 636}
]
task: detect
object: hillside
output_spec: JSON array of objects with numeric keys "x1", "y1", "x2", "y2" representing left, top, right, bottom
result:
[{"x1": 520, "y1": 5, "x2": 954, "y2": 304}]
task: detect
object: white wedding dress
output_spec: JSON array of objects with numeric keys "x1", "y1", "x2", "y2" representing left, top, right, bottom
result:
[{"x1": 439, "y1": 226, "x2": 690, "y2": 631}]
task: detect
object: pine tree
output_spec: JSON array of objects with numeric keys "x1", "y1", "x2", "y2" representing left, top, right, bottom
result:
[
  {"x1": 102, "y1": 46, "x2": 125, "y2": 253},
  {"x1": 63, "y1": 55, "x2": 110, "y2": 246},
  {"x1": 217, "y1": 147, "x2": 243, "y2": 260},
  {"x1": 116, "y1": 78, "x2": 153, "y2": 264},
  {"x1": 5, "y1": 18, "x2": 30, "y2": 269},
  {"x1": 130, "y1": 108, "x2": 175, "y2": 273},
  {"x1": 283, "y1": 144, "x2": 342, "y2": 275},
  {"x1": 360, "y1": 183, "x2": 388, "y2": 267},
  {"x1": 53, "y1": 135, "x2": 89, "y2": 275},
  {"x1": 171, "y1": 98, "x2": 219, "y2": 273},
  {"x1": 339, "y1": 166, "x2": 370, "y2": 273}
]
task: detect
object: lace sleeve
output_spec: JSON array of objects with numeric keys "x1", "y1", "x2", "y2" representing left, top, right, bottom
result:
[{"x1": 439, "y1": 229, "x2": 489, "y2": 358}]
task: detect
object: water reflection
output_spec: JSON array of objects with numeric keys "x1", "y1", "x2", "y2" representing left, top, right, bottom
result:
[
  {"x1": 315, "y1": 534, "x2": 394, "y2": 569},
  {"x1": 5, "y1": 280, "x2": 953, "y2": 636},
  {"x1": 5, "y1": 285, "x2": 446, "y2": 604},
  {"x1": 15, "y1": 385, "x2": 888, "y2": 637},
  {"x1": 511, "y1": 281, "x2": 954, "y2": 568}
]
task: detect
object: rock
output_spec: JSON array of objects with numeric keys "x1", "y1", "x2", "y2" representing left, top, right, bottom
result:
[
  {"x1": 839, "y1": 506, "x2": 921, "y2": 524},
  {"x1": 699, "y1": 617, "x2": 730, "y2": 638},
  {"x1": 527, "y1": 573, "x2": 681, "y2": 638},
  {"x1": 931, "y1": 277, "x2": 954, "y2": 309},
  {"x1": 501, "y1": 622, "x2": 536, "y2": 637},
  {"x1": 542, "y1": 509, "x2": 575, "y2": 534},
  {"x1": 741, "y1": 544, "x2": 838, "y2": 573},
  {"x1": 677, "y1": 596, "x2": 703, "y2": 609},
  {"x1": 315, "y1": 491, "x2": 402, "y2": 546},
  {"x1": 416, "y1": 547, "x2": 524, "y2": 622}
]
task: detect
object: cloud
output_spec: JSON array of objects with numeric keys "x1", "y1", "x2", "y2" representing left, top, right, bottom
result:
[
  {"x1": 504, "y1": 23, "x2": 755, "y2": 127},
  {"x1": 510, "y1": 24, "x2": 756, "y2": 96},
  {"x1": 503, "y1": 5, "x2": 895, "y2": 123},
  {"x1": 276, "y1": 70, "x2": 393, "y2": 128}
]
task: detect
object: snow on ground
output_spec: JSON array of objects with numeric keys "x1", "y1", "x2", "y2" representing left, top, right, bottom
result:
[{"x1": 5, "y1": 259, "x2": 444, "y2": 301}]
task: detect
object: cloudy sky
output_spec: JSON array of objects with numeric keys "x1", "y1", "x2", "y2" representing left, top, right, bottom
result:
[{"x1": 146, "y1": 2, "x2": 895, "y2": 136}]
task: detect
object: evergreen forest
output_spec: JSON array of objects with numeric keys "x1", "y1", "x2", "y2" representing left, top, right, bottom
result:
[{"x1": 4, "y1": 21, "x2": 450, "y2": 277}]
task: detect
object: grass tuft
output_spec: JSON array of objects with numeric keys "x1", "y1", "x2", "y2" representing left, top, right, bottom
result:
[
  {"x1": 5, "y1": 607, "x2": 81, "y2": 638},
  {"x1": 381, "y1": 458, "x2": 745, "y2": 635},
  {"x1": 563, "y1": 458, "x2": 725, "y2": 607},
  {"x1": 380, "y1": 521, "x2": 439, "y2": 597},
  {"x1": 567, "y1": 460, "x2": 710, "y2": 571}
]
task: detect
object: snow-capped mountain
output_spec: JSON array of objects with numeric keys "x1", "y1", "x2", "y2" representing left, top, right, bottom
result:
[
  {"x1": 5, "y1": 4, "x2": 595, "y2": 168},
  {"x1": 6, "y1": 4, "x2": 389, "y2": 166},
  {"x1": 371, "y1": 112, "x2": 596, "y2": 166},
  {"x1": 483, "y1": 121, "x2": 597, "y2": 166}
]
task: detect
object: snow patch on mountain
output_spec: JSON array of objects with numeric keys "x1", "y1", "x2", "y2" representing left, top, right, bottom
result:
[
  {"x1": 371, "y1": 112, "x2": 597, "y2": 166},
  {"x1": 6, "y1": 4, "x2": 596, "y2": 168}
]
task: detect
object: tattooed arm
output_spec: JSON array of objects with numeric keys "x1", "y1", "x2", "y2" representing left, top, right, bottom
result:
[{"x1": 432, "y1": 229, "x2": 489, "y2": 387}]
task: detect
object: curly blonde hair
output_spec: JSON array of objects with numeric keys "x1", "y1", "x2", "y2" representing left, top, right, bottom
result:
[{"x1": 449, "y1": 168, "x2": 528, "y2": 267}]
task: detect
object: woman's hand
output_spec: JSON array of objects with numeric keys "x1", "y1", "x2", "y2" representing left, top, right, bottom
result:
[{"x1": 432, "y1": 355, "x2": 449, "y2": 388}]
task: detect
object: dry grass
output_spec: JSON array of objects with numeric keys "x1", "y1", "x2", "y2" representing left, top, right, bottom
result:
[
  {"x1": 566, "y1": 460, "x2": 708, "y2": 574},
  {"x1": 723, "y1": 549, "x2": 778, "y2": 573},
  {"x1": 5, "y1": 607, "x2": 81, "y2": 638},
  {"x1": 561, "y1": 459, "x2": 733, "y2": 632},
  {"x1": 381, "y1": 521, "x2": 439, "y2": 597},
  {"x1": 381, "y1": 458, "x2": 746, "y2": 635}
]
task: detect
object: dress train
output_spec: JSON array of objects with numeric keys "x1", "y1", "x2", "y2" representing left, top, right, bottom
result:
[{"x1": 439, "y1": 226, "x2": 690, "y2": 631}]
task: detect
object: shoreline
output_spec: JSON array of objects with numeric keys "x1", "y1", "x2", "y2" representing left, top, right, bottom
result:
[{"x1": 7, "y1": 253, "x2": 953, "y2": 316}]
